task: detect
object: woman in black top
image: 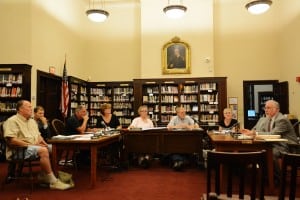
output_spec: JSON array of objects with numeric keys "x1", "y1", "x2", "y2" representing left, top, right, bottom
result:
[
  {"x1": 219, "y1": 108, "x2": 238, "y2": 132},
  {"x1": 96, "y1": 103, "x2": 121, "y2": 129}
]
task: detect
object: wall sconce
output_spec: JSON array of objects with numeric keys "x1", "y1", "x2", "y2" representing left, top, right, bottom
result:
[
  {"x1": 86, "y1": 0, "x2": 109, "y2": 22},
  {"x1": 245, "y1": 0, "x2": 272, "y2": 15},
  {"x1": 163, "y1": 0, "x2": 187, "y2": 19}
]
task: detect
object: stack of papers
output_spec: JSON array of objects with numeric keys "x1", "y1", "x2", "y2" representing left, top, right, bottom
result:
[{"x1": 51, "y1": 135, "x2": 79, "y2": 140}]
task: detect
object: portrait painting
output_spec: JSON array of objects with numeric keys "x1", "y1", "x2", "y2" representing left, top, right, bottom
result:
[{"x1": 162, "y1": 37, "x2": 190, "y2": 74}]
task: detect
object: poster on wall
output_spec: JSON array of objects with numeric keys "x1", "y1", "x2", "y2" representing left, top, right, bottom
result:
[{"x1": 228, "y1": 97, "x2": 238, "y2": 119}]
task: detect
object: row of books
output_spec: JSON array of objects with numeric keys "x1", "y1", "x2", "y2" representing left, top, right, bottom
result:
[
  {"x1": 90, "y1": 88, "x2": 112, "y2": 95},
  {"x1": 0, "y1": 74, "x2": 22, "y2": 84},
  {"x1": 0, "y1": 87, "x2": 22, "y2": 97}
]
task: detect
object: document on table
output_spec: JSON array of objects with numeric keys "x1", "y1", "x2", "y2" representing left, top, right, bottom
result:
[
  {"x1": 73, "y1": 133, "x2": 94, "y2": 140},
  {"x1": 52, "y1": 135, "x2": 80, "y2": 139},
  {"x1": 142, "y1": 127, "x2": 167, "y2": 131}
]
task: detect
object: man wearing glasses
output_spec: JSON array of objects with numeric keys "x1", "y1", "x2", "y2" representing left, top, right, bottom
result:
[{"x1": 240, "y1": 100, "x2": 298, "y2": 184}]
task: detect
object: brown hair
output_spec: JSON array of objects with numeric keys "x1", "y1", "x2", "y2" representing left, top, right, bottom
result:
[
  {"x1": 100, "y1": 103, "x2": 112, "y2": 115},
  {"x1": 34, "y1": 106, "x2": 44, "y2": 113}
]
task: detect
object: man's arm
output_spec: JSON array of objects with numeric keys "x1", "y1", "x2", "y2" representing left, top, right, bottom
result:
[
  {"x1": 76, "y1": 115, "x2": 89, "y2": 134},
  {"x1": 6, "y1": 137, "x2": 31, "y2": 147}
]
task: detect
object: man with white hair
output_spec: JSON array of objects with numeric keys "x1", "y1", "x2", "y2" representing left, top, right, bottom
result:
[{"x1": 240, "y1": 100, "x2": 298, "y2": 184}]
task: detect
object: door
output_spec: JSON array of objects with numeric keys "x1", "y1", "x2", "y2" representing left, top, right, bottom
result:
[
  {"x1": 243, "y1": 80, "x2": 289, "y2": 129},
  {"x1": 36, "y1": 70, "x2": 62, "y2": 121}
]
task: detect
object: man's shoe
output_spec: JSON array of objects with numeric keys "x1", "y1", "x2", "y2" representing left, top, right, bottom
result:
[
  {"x1": 173, "y1": 161, "x2": 184, "y2": 171},
  {"x1": 50, "y1": 179, "x2": 72, "y2": 190}
]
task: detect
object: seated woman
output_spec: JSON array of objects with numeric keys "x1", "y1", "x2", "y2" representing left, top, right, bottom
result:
[
  {"x1": 219, "y1": 107, "x2": 239, "y2": 132},
  {"x1": 128, "y1": 105, "x2": 154, "y2": 168},
  {"x1": 95, "y1": 103, "x2": 121, "y2": 168},
  {"x1": 96, "y1": 103, "x2": 122, "y2": 130}
]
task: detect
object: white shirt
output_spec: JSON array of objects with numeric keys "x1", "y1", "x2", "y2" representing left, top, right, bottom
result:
[{"x1": 129, "y1": 117, "x2": 154, "y2": 129}]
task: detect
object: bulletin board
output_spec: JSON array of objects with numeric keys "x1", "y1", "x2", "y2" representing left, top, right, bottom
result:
[{"x1": 228, "y1": 97, "x2": 238, "y2": 120}]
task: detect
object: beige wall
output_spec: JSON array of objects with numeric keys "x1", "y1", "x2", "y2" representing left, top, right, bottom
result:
[
  {"x1": 278, "y1": 0, "x2": 300, "y2": 118},
  {"x1": 0, "y1": 0, "x2": 31, "y2": 63},
  {"x1": 214, "y1": 0, "x2": 281, "y2": 124},
  {"x1": 140, "y1": 0, "x2": 214, "y2": 78},
  {"x1": 0, "y1": 0, "x2": 299, "y2": 121}
]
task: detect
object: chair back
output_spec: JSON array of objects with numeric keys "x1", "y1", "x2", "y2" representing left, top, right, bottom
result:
[
  {"x1": 279, "y1": 152, "x2": 300, "y2": 200},
  {"x1": 152, "y1": 120, "x2": 157, "y2": 127},
  {"x1": 292, "y1": 121, "x2": 300, "y2": 140},
  {"x1": 0, "y1": 122, "x2": 6, "y2": 161},
  {"x1": 206, "y1": 150, "x2": 266, "y2": 200},
  {"x1": 51, "y1": 119, "x2": 65, "y2": 135}
]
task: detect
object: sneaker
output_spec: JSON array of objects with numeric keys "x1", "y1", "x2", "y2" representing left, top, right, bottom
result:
[
  {"x1": 50, "y1": 179, "x2": 72, "y2": 190},
  {"x1": 173, "y1": 161, "x2": 184, "y2": 171},
  {"x1": 59, "y1": 159, "x2": 66, "y2": 166},
  {"x1": 59, "y1": 159, "x2": 74, "y2": 166}
]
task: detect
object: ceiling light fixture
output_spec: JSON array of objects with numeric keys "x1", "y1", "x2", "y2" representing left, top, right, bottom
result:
[
  {"x1": 86, "y1": 0, "x2": 109, "y2": 22},
  {"x1": 163, "y1": 0, "x2": 187, "y2": 19},
  {"x1": 245, "y1": 0, "x2": 272, "y2": 15}
]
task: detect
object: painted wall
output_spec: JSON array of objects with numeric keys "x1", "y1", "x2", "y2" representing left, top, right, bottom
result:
[
  {"x1": 278, "y1": 0, "x2": 300, "y2": 118},
  {"x1": 140, "y1": 0, "x2": 214, "y2": 78},
  {"x1": 0, "y1": 0, "x2": 31, "y2": 63},
  {"x1": 0, "y1": 0, "x2": 299, "y2": 121}
]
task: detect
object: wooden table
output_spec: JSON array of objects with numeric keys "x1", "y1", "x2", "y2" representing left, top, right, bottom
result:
[
  {"x1": 48, "y1": 133, "x2": 121, "y2": 188},
  {"x1": 122, "y1": 128, "x2": 205, "y2": 160},
  {"x1": 208, "y1": 133, "x2": 277, "y2": 192}
]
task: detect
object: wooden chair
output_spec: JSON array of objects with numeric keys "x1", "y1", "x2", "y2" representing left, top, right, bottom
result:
[
  {"x1": 279, "y1": 152, "x2": 300, "y2": 200},
  {"x1": 51, "y1": 119, "x2": 77, "y2": 169},
  {"x1": 51, "y1": 119, "x2": 65, "y2": 135},
  {"x1": 288, "y1": 121, "x2": 300, "y2": 154},
  {"x1": 0, "y1": 122, "x2": 40, "y2": 192},
  {"x1": 205, "y1": 150, "x2": 266, "y2": 200}
]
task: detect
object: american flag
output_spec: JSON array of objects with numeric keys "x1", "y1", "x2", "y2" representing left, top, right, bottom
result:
[{"x1": 61, "y1": 59, "x2": 69, "y2": 118}]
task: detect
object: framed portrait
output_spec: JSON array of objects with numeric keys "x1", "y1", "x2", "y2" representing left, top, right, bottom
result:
[{"x1": 162, "y1": 37, "x2": 190, "y2": 74}]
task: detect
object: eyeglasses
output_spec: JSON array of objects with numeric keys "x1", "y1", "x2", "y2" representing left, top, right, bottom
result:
[
  {"x1": 140, "y1": 110, "x2": 147, "y2": 112},
  {"x1": 264, "y1": 106, "x2": 274, "y2": 110}
]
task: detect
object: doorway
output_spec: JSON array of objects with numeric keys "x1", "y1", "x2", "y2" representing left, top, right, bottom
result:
[
  {"x1": 243, "y1": 80, "x2": 289, "y2": 129},
  {"x1": 36, "y1": 70, "x2": 62, "y2": 122}
]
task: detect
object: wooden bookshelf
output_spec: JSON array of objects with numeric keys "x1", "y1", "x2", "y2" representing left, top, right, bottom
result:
[
  {"x1": 0, "y1": 64, "x2": 31, "y2": 121},
  {"x1": 133, "y1": 77, "x2": 227, "y2": 127}
]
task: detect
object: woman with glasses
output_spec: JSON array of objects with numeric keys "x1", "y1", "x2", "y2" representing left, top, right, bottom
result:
[
  {"x1": 219, "y1": 108, "x2": 239, "y2": 132},
  {"x1": 128, "y1": 105, "x2": 154, "y2": 130},
  {"x1": 128, "y1": 105, "x2": 154, "y2": 168}
]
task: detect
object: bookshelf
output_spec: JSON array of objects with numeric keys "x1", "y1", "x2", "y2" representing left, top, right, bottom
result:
[
  {"x1": 68, "y1": 76, "x2": 88, "y2": 117},
  {"x1": 133, "y1": 77, "x2": 227, "y2": 127},
  {"x1": 87, "y1": 81, "x2": 134, "y2": 128},
  {"x1": 0, "y1": 64, "x2": 31, "y2": 121}
]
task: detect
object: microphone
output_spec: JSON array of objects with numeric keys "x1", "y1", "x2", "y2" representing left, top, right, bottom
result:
[
  {"x1": 191, "y1": 117, "x2": 201, "y2": 129},
  {"x1": 101, "y1": 121, "x2": 109, "y2": 131},
  {"x1": 191, "y1": 117, "x2": 199, "y2": 124},
  {"x1": 228, "y1": 122, "x2": 240, "y2": 131}
]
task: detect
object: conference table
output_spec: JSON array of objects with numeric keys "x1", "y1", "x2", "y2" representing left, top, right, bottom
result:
[
  {"x1": 48, "y1": 128, "x2": 205, "y2": 188},
  {"x1": 208, "y1": 132, "x2": 288, "y2": 192},
  {"x1": 122, "y1": 128, "x2": 205, "y2": 161},
  {"x1": 48, "y1": 132, "x2": 121, "y2": 188}
]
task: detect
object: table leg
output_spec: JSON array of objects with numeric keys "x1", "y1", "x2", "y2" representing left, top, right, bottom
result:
[
  {"x1": 51, "y1": 144, "x2": 58, "y2": 175},
  {"x1": 90, "y1": 145, "x2": 97, "y2": 188},
  {"x1": 266, "y1": 147, "x2": 274, "y2": 192}
]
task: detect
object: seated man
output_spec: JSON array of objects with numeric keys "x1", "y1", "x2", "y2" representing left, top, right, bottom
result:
[
  {"x1": 240, "y1": 100, "x2": 298, "y2": 183},
  {"x1": 64, "y1": 105, "x2": 89, "y2": 135},
  {"x1": 33, "y1": 106, "x2": 51, "y2": 141},
  {"x1": 167, "y1": 105, "x2": 199, "y2": 171},
  {"x1": 64, "y1": 105, "x2": 90, "y2": 164},
  {"x1": 3, "y1": 100, "x2": 72, "y2": 190}
]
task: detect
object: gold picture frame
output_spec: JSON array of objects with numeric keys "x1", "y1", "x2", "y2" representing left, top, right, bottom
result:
[{"x1": 162, "y1": 37, "x2": 191, "y2": 74}]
